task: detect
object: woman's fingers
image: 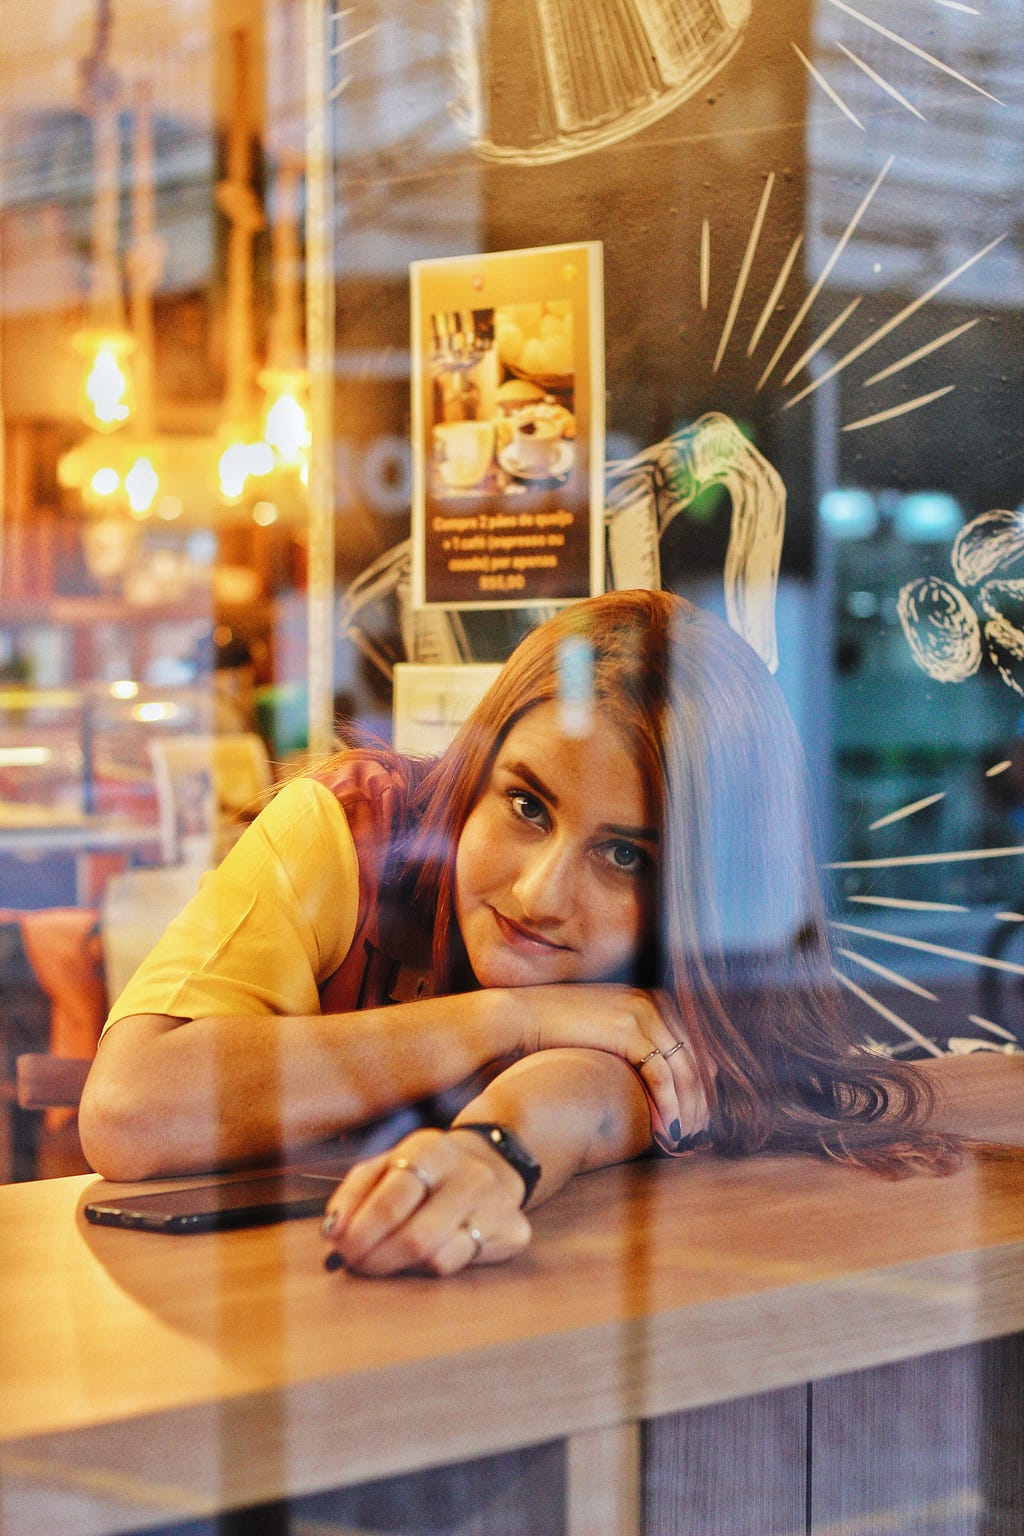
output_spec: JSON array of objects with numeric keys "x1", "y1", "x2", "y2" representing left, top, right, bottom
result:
[
  {"x1": 515, "y1": 983, "x2": 712, "y2": 1151},
  {"x1": 630, "y1": 997, "x2": 712, "y2": 1149},
  {"x1": 321, "y1": 1129, "x2": 532, "y2": 1277},
  {"x1": 630, "y1": 1047, "x2": 683, "y2": 1144},
  {"x1": 523, "y1": 984, "x2": 682, "y2": 1098},
  {"x1": 661, "y1": 1036, "x2": 712, "y2": 1142}
]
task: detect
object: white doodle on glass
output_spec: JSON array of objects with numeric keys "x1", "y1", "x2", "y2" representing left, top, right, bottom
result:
[
  {"x1": 898, "y1": 510, "x2": 1024, "y2": 695},
  {"x1": 339, "y1": 413, "x2": 785, "y2": 676},
  {"x1": 448, "y1": 0, "x2": 752, "y2": 166},
  {"x1": 952, "y1": 508, "x2": 1024, "y2": 587},
  {"x1": 897, "y1": 577, "x2": 982, "y2": 683},
  {"x1": 604, "y1": 414, "x2": 785, "y2": 672}
]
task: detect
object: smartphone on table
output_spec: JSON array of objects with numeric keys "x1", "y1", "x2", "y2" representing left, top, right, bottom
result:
[{"x1": 83, "y1": 1171, "x2": 341, "y2": 1234}]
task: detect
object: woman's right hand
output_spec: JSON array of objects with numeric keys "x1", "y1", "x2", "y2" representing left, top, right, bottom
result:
[{"x1": 501, "y1": 984, "x2": 710, "y2": 1150}]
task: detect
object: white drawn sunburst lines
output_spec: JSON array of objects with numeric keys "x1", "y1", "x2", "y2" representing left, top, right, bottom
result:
[
  {"x1": 833, "y1": 919, "x2": 1024, "y2": 979},
  {"x1": 842, "y1": 386, "x2": 957, "y2": 434},
  {"x1": 756, "y1": 155, "x2": 893, "y2": 394},
  {"x1": 783, "y1": 231, "x2": 1008, "y2": 422},
  {"x1": 836, "y1": 946, "x2": 939, "y2": 1001},
  {"x1": 780, "y1": 297, "x2": 861, "y2": 389},
  {"x1": 833, "y1": 968, "x2": 944, "y2": 1056},
  {"x1": 833, "y1": 40, "x2": 926, "y2": 123},
  {"x1": 868, "y1": 791, "x2": 946, "y2": 831},
  {"x1": 863, "y1": 319, "x2": 979, "y2": 388},
  {"x1": 825, "y1": 0, "x2": 1003, "y2": 107},
  {"x1": 747, "y1": 235, "x2": 803, "y2": 358},
  {"x1": 827, "y1": 844, "x2": 1024, "y2": 871},
  {"x1": 792, "y1": 42, "x2": 864, "y2": 131},
  {"x1": 700, "y1": 219, "x2": 711, "y2": 312},
  {"x1": 794, "y1": 0, "x2": 1000, "y2": 139},
  {"x1": 712, "y1": 173, "x2": 776, "y2": 373},
  {"x1": 328, "y1": 6, "x2": 378, "y2": 99}
]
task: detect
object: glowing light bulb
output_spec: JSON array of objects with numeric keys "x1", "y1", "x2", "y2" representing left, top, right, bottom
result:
[
  {"x1": 218, "y1": 440, "x2": 274, "y2": 501},
  {"x1": 87, "y1": 348, "x2": 130, "y2": 425},
  {"x1": 219, "y1": 443, "x2": 251, "y2": 501},
  {"x1": 72, "y1": 330, "x2": 137, "y2": 433},
  {"x1": 264, "y1": 391, "x2": 310, "y2": 463},
  {"x1": 125, "y1": 456, "x2": 159, "y2": 515},
  {"x1": 90, "y1": 466, "x2": 120, "y2": 497},
  {"x1": 259, "y1": 367, "x2": 310, "y2": 471},
  {"x1": 132, "y1": 701, "x2": 181, "y2": 723}
]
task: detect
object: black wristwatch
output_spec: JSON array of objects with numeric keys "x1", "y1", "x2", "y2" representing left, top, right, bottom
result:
[{"x1": 453, "y1": 1122, "x2": 542, "y2": 1207}]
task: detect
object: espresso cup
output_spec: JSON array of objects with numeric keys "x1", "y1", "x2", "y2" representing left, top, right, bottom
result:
[{"x1": 514, "y1": 416, "x2": 562, "y2": 474}]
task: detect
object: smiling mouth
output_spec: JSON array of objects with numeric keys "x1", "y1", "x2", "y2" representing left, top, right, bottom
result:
[{"x1": 492, "y1": 909, "x2": 571, "y2": 953}]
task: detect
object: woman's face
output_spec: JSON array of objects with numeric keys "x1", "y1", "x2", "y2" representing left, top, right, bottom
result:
[{"x1": 454, "y1": 701, "x2": 657, "y2": 988}]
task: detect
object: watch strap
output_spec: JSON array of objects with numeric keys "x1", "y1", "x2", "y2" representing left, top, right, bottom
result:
[{"x1": 453, "y1": 1122, "x2": 542, "y2": 1207}]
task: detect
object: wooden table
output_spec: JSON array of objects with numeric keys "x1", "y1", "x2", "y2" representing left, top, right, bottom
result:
[{"x1": 1, "y1": 1054, "x2": 1022, "y2": 1536}]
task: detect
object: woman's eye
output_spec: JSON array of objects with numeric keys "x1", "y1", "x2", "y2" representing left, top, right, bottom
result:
[
  {"x1": 507, "y1": 788, "x2": 547, "y2": 826},
  {"x1": 601, "y1": 842, "x2": 648, "y2": 875}
]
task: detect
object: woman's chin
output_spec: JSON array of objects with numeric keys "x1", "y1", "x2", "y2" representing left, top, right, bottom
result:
[{"x1": 468, "y1": 949, "x2": 578, "y2": 991}]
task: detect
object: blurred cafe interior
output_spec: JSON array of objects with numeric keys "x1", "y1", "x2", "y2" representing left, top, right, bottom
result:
[{"x1": 0, "y1": 0, "x2": 1022, "y2": 1530}]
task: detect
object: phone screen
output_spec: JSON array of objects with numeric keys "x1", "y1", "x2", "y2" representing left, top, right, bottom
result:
[{"x1": 84, "y1": 1172, "x2": 337, "y2": 1234}]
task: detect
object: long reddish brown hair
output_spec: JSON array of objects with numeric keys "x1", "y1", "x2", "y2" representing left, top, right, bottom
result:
[{"x1": 344, "y1": 591, "x2": 959, "y2": 1176}]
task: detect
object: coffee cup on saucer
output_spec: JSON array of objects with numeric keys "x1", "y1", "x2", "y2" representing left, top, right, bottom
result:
[{"x1": 513, "y1": 416, "x2": 562, "y2": 475}]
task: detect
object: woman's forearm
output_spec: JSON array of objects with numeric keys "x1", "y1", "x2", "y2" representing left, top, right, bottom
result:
[
  {"x1": 79, "y1": 992, "x2": 514, "y2": 1180},
  {"x1": 451, "y1": 1047, "x2": 654, "y2": 1207},
  {"x1": 80, "y1": 985, "x2": 678, "y2": 1182}
]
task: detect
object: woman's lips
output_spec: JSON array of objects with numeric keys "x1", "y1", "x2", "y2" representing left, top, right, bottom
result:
[{"x1": 492, "y1": 908, "x2": 570, "y2": 954}]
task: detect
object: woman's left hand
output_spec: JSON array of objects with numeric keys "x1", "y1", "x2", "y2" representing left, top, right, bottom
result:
[{"x1": 320, "y1": 1126, "x2": 532, "y2": 1277}]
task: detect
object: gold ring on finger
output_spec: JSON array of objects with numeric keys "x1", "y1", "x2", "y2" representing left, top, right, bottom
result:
[
  {"x1": 663, "y1": 1041, "x2": 686, "y2": 1060},
  {"x1": 634, "y1": 1048, "x2": 663, "y2": 1070},
  {"x1": 461, "y1": 1222, "x2": 484, "y2": 1260},
  {"x1": 390, "y1": 1158, "x2": 434, "y2": 1193}
]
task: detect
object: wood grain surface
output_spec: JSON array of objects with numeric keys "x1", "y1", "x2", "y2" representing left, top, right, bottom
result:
[{"x1": 0, "y1": 1055, "x2": 1021, "y2": 1536}]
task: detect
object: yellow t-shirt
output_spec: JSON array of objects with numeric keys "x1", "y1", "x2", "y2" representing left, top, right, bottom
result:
[{"x1": 103, "y1": 777, "x2": 361, "y2": 1032}]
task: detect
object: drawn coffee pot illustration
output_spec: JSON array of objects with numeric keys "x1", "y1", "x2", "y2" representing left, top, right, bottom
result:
[{"x1": 447, "y1": 0, "x2": 752, "y2": 165}]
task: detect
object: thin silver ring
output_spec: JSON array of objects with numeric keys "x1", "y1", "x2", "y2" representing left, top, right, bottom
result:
[
  {"x1": 634, "y1": 1048, "x2": 663, "y2": 1070},
  {"x1": 461, "y1": 1223, "x2": 484, "y2": 1260},
  {"x1": 663, "y1": 1041, "x2": 687, "y2": 1061},
  {"x1": 390, "y1": 1158, "x2": 434, "y2": 1193}
]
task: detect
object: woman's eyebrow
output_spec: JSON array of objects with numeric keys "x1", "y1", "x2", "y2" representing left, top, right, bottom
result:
[
  {"x1": 500, "y1": 760, "x2": 658, "y2": 843},
  {"x1": 502, "y1": 760, "x2": 559, "y2": 806},
  {"x1": 603, "y1": 822, "x2": 659, "y2": 845}
]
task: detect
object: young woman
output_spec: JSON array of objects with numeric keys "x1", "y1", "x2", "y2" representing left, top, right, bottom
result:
[{"x1": 80, "y1": 590, "x2": 956, "y2": 1277}]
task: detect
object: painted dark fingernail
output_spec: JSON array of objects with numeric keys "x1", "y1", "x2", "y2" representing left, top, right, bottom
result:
[
  {"x1": 669, "y1": 1119, "x2": 681, "y2": 1142},
  {"x1": 321, "y1": 1211, "x2": 339, "y2": 1239},
  {"x1": 675, "y1": 1132, "x2": 708, "y2": 1152},
  {"x1": 323, "y1": 1250, "x2": 346, "y2": 1272}
]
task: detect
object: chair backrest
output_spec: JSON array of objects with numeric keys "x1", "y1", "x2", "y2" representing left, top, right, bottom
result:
[
  {"x1": 148, "y1": 732, "x2": 273, "y2": 864},
  {"x1": 101, "y1": 861, "x2": 205, "y2": 1000},
  {"x1": 16, "y1": 1053, "x2": 92, "y2": 1110}
]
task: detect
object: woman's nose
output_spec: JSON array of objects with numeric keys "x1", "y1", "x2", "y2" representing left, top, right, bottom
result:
[{"x1": 512, "y1": 840, "x2": 577, "y2": 922}]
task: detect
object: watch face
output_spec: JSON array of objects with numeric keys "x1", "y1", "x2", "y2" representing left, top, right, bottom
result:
[{"x1": 457, "y1": 1123, "x2": 541, "y2": 1203}]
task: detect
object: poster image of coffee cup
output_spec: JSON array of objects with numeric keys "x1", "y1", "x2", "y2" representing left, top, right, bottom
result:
[{"x1": 411, "y1": 243, "x2": 604, "y2": 610}]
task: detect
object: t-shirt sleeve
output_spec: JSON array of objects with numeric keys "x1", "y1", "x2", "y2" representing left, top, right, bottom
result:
[{"x1": 102, "y1": 777, "x2": 360, "y2": 1032}]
